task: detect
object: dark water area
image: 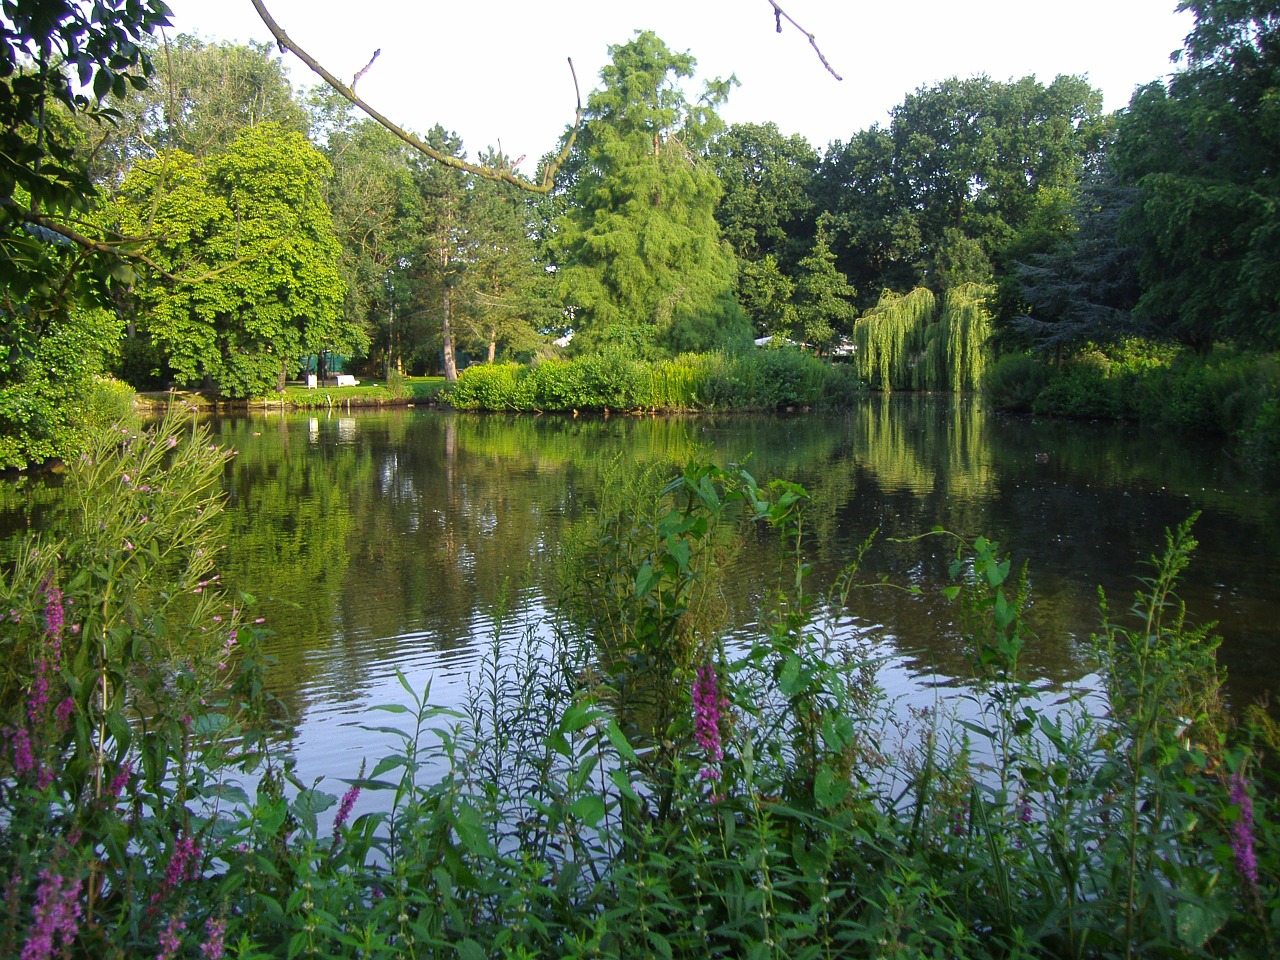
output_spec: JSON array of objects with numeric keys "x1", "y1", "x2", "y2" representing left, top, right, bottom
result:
[{"x1": 3, "y1": 398, "x2": 1277, "y2": 788}]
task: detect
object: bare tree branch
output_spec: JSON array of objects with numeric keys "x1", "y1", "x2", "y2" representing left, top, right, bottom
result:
[
  {"x1": 351, "y1": 48, "x2": 380, "y2": 92},
  {"x1": 248, "y1": 0, "x2": 582, "y2": 193},
  {"x1": 767, "y1": 1, "x2": 843, "y2": 81}
]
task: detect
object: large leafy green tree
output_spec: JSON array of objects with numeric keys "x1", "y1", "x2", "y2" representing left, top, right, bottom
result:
[
  {"x1": 552, "y1": 31, "x2": 749, "y2": 355},
  {"x1": 117, "y1": 122, "x2": 354, "y2": 397},
  {"x1": 1113, "y1": 0, "x2": 1280, "y2": 350},
  {"x1": 710, "y1": 121, "x2": 818, "y2": 270},
  {"x1": 816, "y1": 75, "x2": 1107, "y2": 304}
]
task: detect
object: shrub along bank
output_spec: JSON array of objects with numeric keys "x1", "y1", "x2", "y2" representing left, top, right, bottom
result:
[
  {"x1": 446, "y1": 348, "x2": 864, "y2": 413},
  {"x1": 984, "y1": 341, "x2": 1280, "y2": 468},
  {"x1": 0, "y1": 411, "x2": 1276, "y2": 959}
]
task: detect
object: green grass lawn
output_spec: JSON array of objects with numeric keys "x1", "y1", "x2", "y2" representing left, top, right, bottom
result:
[{"x1": 265, "y1": 376, "x2": 448, "y2": 407}]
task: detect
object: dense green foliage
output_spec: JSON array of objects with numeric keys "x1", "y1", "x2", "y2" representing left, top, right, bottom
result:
[
  {"x1": 1112, "y1": 0, "x2": 1280, "y2": 350},
  {"x1": 5, "y1": 0, "x2": 1277, "y2": 470},
  {"x1": 984, "y1": 339, "x2": 1280, "y2": 464},
  {"x1": 2, "y1": 434, "x2": 1276, "y2": 958},
  {"x1": 448, "y1": 347, "x2": 863, "y2": 413},
  {"x1": 0, "y1": 0, "x2": 169, "y2": 467},
  {"x1": 815, "y1": 74, "x2": 1107, "y2": 305}
]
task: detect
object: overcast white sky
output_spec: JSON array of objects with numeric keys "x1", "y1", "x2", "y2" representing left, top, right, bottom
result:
[{"x1": 164, "y1": 0, "x2": 1193, "y2": 169}]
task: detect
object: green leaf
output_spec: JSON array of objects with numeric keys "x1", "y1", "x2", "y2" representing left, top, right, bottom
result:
[
  {"x1": 609, "y1": 767, "x2": 639, "y2": 801},
  {"x1": 635, "y1": 561, "x2": 656, "y2": 598},
  {"x1": 456, "y1": 940, "x2": 487, "y2": 960},
  {"x1": 815, "y1": 765, "x2": 849, "y2": 809},
  {"x1": 604, "y1": 718, "x2": 638, "y2": 760},
  {"x1": 559, "y1": 700, "x2": 599, "y2": 734},
  {"x1": 570, "y1": 794, "x2": 607, "y2": 826},
  {"x1": 1175, "y1": 899, "x2": 1229, "y2": 949},
  {"x1": 369, "y1": 755, "x2": 408, "y2": 779}
]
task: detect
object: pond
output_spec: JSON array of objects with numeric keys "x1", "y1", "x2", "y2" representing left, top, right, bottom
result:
[{"x1": 4, "y1": 397, "x2": 1278, "y2": 789}]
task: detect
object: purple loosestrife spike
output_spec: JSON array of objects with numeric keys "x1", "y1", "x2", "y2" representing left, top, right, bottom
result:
[
  {"x1": 10, "y1": 726, "x2": 36, "y2": 778},
  {"x1": 157, "y1": 835, "x2": 201, "y2": 899},
  {"x1": 693, "y1": 665, "x2": 724, "y2": 761},
  {"x1": 334, "y1": 782, "x2": 361, "y2": 834},
  {"x1": 1229, "y1": 770, "x2": 1259, "y2": 892},
  {"x1": 26, "y1": 669, "x2": 49, "y2": 726},
  {"x1": 42, "y1": 579, "x2": 63, "y2": 643},
  {"x1": 200, "y1": 918, "x2": 226, "y2": 959},
  {"x1": 21, "y1": 869, "x2": 81, "y2": 960},
  {"x1": 157, "y1": 917, "x2": 186, "y2": 960}
]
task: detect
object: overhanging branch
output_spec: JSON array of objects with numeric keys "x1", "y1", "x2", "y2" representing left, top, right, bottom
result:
[
  {"x1": 248, "y1": 0, "x2": 582, "y2": 193},
  {"x1": 767, "y1": 1, "x2": 843, "y2": 80}
]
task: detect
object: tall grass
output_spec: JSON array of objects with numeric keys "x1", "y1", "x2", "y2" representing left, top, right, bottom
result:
[{"x1": 1, "y1": 419, "x2": 1275, "y2": 958}]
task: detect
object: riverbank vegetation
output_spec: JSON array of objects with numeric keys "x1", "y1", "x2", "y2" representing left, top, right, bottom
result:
[
  {"x1": 449, "y1": 347, "x2": 862, "y2": 413},
  {"x1": 2, "y1": 410, "x2": 1277, "y2": 958},
  {"x1": 4, "y1": 2, "x2": 1278, "y2": 468}
]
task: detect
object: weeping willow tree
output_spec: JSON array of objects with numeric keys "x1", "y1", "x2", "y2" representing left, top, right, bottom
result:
[
  {"x1": 942, "y1": 282, "x2": 994, "y2": 392},
  {"x1": 852, "y1": 288, "x2": 935, "y2": 391},
  {"x1": 852, "y1": 284, "x2": 992, "y2": 391}
]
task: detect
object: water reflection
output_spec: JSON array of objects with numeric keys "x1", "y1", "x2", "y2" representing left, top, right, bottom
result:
[{"x1": 3, "y1": 400, "x2": 1277, "y2": 790}]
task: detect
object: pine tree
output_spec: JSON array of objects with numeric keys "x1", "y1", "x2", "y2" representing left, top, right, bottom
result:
[{"x1": 552, "y1": 31, "x2": 748, "y2": 356}]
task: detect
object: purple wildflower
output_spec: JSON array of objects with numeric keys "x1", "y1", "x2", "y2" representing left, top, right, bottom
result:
[
  {"x1": 200, "y1": 918, "x2": 226, "y2": 959},
  {"x1": 693, "y1": 664, "x2": 728, "y2": 784},
  {"x1": 1229, "y1": 770, "x2": 1259, "y2": 893},
  {"x1": 157, "y1": 916, "x2": 185, "y2": 960},
  {"x1": 107, "y1": 762, "x2": 132, "y2": 802},
  {"x1": 42, "y1": 579, "x2": 63, "y2": 643},
  {"x1": 54, "y1": 698, "x2": 73, "y2": 728},
  {"x1": 21, "y1": 869, "x2": 82, "y2": 960},
  {"x1": 693, "y1": 664, "x2": 724, "y2": 761},
  {"x1": 11, "y1": 726, "x2": 36, "y2": 778},
  {"x1": 26, "y1": 670, "x2": 49, "y2": 726},
  {"x1": 216, "y1": 632, "x2": 237, "y2": 671},
  {"x1": 333, "y1": 783, "x2": 361, "y2": 833},
  {"x1": 161, "y1": 835, "x2": 201, "y2": 893}
]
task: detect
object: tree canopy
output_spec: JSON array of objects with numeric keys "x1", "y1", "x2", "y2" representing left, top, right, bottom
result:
[{"x1": 1113, "y1": 0, "x2": 1280, "y2": 349}]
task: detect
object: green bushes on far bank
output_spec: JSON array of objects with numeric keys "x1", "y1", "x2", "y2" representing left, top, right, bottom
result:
[
  {"x1": 984, "y1": 341, "x2": 1280, "y2": 466},
  {"x1": 447, "y1": 347, "x2": 864, "y2": 413}
]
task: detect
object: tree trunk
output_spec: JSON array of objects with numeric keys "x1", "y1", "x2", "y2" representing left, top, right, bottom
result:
[
  {"x1": 442, "y1": 285, "x2": 457, "y2": 381},
  {"x1": 440, "y1": 228, "x2": 458, "y2": 381}
]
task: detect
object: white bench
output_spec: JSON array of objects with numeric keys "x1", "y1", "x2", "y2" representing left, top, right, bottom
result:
[{"x1": 326, "y1": 374, "x2": 359, "y2": 387}]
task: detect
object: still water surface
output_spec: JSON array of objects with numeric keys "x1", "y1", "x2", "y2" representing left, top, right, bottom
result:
[{"x1": 6, "y1": 398, "x2": 1278, "y2": 788}]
